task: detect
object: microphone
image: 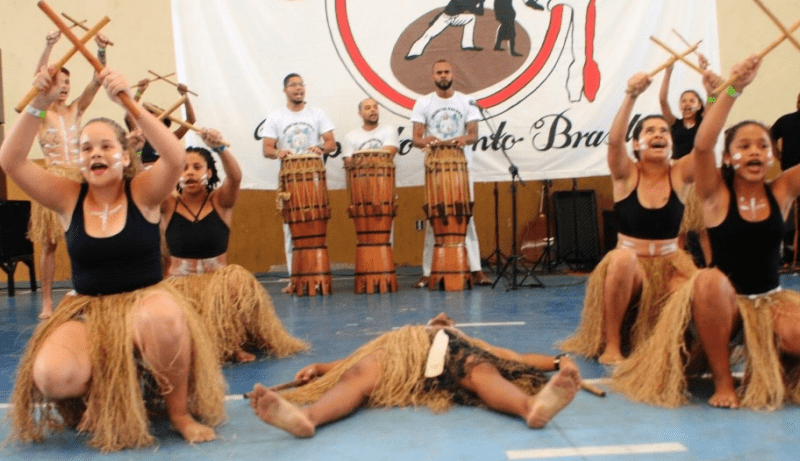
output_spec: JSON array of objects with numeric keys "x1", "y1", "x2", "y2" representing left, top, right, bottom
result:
[{"x1": 469, "y1": 99, "x2": 484, "y2": 111}]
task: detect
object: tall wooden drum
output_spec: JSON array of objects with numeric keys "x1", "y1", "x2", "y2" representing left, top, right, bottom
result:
[
  {"x1": 423, "y1": 145, "x2": 473, "y2": 291},
  {"x1": 278, "y1": 154, "x2": 333, "y2": 296},
  {"x1": 346, "y1": 149, "x2": 398, "y2": 294}
]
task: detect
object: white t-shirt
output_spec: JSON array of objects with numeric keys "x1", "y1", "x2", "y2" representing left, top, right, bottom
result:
[
  {"x1": 260, "y1": 106, "x2": 335, "y2": 154},
  {"x1": 341, "y1": 124, "x2": 399, "y2": 158},
  {"x1": 410, "y1": 91, "x2": 480, "y2": 163}
]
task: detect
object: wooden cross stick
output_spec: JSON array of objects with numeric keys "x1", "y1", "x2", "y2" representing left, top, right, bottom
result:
[
  {"x1": 650, "y1": 36, "x2": 705, "y2": 75},
  {"x1": 143, "y1": 101, "x2": 230, "y2": 146},
  {"x1": 37, "y1": 1, "x2": 139, "y2": 117},
  {"x1": 147, "y1": 69, "x2": 199, "y2": 96},
  {"x1": 752, "y1": 0, "x2": 800, "y2": 53},
  {"x1": 14, "y1": 16, "x2": 109, "y2": 112},
  {"x1": 132, "y1": 72, "x2": 176, "y2": 89},
  {"x1": 157, "y1": 94, "x2": 188, "y2": 121},
  {"x1": 647, "y1": 40, "x2": 701, "y2": 78},
  {"x1": 671, "y1": 29, "x2": 702, "y2": 57},
  {"x1": 713, "y1": 15, "x2": 800, "y2": 94},
  {"x1": 61, "y1": 11, "x2": 114, "y2": 45}
]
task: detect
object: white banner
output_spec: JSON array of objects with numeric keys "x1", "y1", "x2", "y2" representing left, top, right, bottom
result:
[{"x1": 171, "y1": 0, "x2": 719, "y2": 190}]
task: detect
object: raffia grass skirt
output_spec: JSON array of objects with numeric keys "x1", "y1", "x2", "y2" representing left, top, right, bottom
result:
[
  {"x1": 679, "y1": 184, "x2": 704, "y2": 235},
  {"x1": 8, "y1": 281, "x2": 226, "y2": 452},
  {"x1": 27, "y1": 166, "x2": 82, "y2": 245},
  {"x1": 166, "y1": 264, "x2": 310, "y2": 362},
  {"x1": 282, "y1": 326, "x2": 546, "y2": 413},
  {"x1": 611, "y1": 277, "x2": 800, "y2": 410},
  {"x1": 559, "y1": 249, "x2": 697, "y2": 358}
]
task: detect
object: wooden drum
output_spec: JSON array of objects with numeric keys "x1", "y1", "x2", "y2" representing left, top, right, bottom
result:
[
  {"x1": 278, "y1": 154, "x2": 332, "y2": 295},
  {"x1": 345, "y1": 149, "x2": 398, "y2": 294},
  {"x1": 423, "y1": 145, "x2": 473, "y2": 291}
]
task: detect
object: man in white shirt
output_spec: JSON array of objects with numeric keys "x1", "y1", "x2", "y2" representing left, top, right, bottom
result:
[
  {"x1": 341, "y1": 98, "x2": 399, "y2": 161},
  {"x1": 261, "y1": 73, "x2": 337, "y2": 293},
  {"x1": 410, "y1": 60, "x2": 492, "y2": 288}
]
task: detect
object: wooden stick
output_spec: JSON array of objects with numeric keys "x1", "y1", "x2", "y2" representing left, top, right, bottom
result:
[
  {"x1": 143, "y1": 101, "x2": 230, "y2": 146},
  {"x1": 156, "y1": 94, "x2": 188, "y2": 121},
  {"x1": 751, "y1": 0, "x2": 800, "y2": 52},
  {"x1": 649, "y1": 36, "x2": 705, "y2": 75},
  {"x1": 713, "y1": 15, "x2": 800, "y2": 94},
  {"x1": 14, "y1": 16, "x2": 109, "y2": 113},
  {"x1": 147, "y1": 69, "x2": 199, "y2": 96},
  {"x1": 647, "y1": 40, "x2": 701, "y2": 78},
  {"x1": 37, "y1": 1, "x2": 140, "y2": 118},
  {"x1": 671, "y1": 29, "x2": 694, "y2": 50},
  {"x1": 61, "y1": 12, "x2": 114, "y2": 45},
  {"x1": 243, "y1": 379, "x2": 307, "y2": 398},
  {"x1": 580, "y1": 380, "x2": 606, "y2": 397},
  {"x1": 132, "y1": 72, "x2": 175, "y2": 89}
]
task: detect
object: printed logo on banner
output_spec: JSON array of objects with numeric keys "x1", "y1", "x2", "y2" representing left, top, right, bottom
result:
[{"x1": 326, "y1": 0, "x2": 599, "y2": 116}]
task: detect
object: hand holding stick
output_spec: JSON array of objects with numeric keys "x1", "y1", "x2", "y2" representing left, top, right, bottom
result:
[
  {"x1": 132, "y1": 72, "x2": 175, "y2": 89},
  {"x1": 61, "y1": 12, "x2": 114, "y2": 45},
  {"x1": 37, "y1": 1, "x2": 139, "y2": 118},
  {"x1": 143, "y1": 102, "x2": 230, "y2": 146},
  {"x1": 156, "y1": 94, "x2": 188, "y2": 121},
  {"x1": 14, "y1": 16, "x2": 109, "y2": 112}
]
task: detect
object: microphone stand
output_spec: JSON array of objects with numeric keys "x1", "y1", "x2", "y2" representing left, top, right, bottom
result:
[{"x1": 471, "y1": 101, "x2": 543, "y2": 290}]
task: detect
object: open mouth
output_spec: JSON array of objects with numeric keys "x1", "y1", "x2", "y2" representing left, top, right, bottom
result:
[
  {"x1": 650, "y1": 140, "x2": 667, "y2": 148},
  {"x1": 90, "y1": 163, "x2": 108, "y2": 175}
]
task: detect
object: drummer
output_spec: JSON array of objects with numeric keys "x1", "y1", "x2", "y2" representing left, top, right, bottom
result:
[
  {"x1": 341, "y1": 98, "x2": 399, "y2": 164},
  {"x1": 261, "y1": 73, "x2": 336, "y2": 293},
  {"x1": 410, "y1": 59, "x2": 492, "y2": 288}
]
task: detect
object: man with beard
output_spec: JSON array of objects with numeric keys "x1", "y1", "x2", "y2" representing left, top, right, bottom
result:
[
  {"x1": 341, "y1": 98, "x2": 399, "y2": 162},
  {"x1": 29, "y1": 30, "x2": 111, "y2": 319},
  {"x1": 410, "y1": 60, "x2": 492, "y2": 288},
  {"x1": 261, "y1": 73, "x2": 337, "y2": 293}
]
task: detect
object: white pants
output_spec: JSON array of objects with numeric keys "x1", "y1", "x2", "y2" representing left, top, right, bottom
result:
[
  {"x1": 283, "y1": 223, "x2": 293, "y2": 276},
  {"x1": 407, "y1": 13, "x2": 477, "y2": 58}
]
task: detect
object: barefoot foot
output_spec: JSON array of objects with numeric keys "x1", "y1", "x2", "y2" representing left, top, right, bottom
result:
[
  {"x1": 234, "y1": 348, "x2": 256, "y2": 363},
  {"x1": 709, "y1": 389, "x2": 740, "y2": 409},
  {"x1": 171, "y1": 413, "x2": 216, "y2": 443},
  {"x1": 39, "y1": 300, "x2": 53, "y2": 320},
  {"x1": 526, "y1": 363, "x2": 581, "y2": 428},
  {"x1": 250, "y1": 383, "x2": 314, "y2": 438}
]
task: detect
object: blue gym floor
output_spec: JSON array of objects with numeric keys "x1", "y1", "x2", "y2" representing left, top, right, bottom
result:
[{"x1": 1, "y1": 267, "x2": 799, "y2": 460}]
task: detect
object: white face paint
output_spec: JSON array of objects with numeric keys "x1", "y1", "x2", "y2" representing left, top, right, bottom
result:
[
  {"x1": 200, "y1": 173, "x2": 209, "y2": 188},
  {"x1": 178, "y1": 176, "x2": 188, "y2": 190},
  {"x1": 111, "y1": 151, "x2": 124, "y2": 171},
  {"x1": 731, "y1": 152, "x2": 742, "y2": 170}
]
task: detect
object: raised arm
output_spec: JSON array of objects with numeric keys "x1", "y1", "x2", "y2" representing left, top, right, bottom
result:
[
  {"x1": 608, "y1": 73, "x2": 650, "y2": 183},
  {"x1": 201, "y1": 128, "x2": 241, "y2": 210},
  {"x1": 35, "y1": 31, "x2": 60, "y2": 76},
  {"x1": 0, "y1": 67, "x2": 80, "y2": 213},
  {"x1": 173, "y1": 84, "x2": 195, "y2": 140},
  {"x1": 74, "y1": 34, "x2": 110, "y2": 114},
  {"x1": 659, "y1": 64, "x2": 677, "y2": 126},
  {"x1": 693, "y1": 56, "x2": 761, "y2": 203}
]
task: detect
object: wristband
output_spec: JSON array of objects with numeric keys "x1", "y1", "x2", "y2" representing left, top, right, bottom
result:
[
  {"x1": 726, "y1": 86, "x2": 740, "y2": 98},
  {"x1": 25, "y1": 105, "x2": 46, "y2": 118},
  {"x1": 135, "y1": 92, "x2": 142, "y2": 98},
  {"x1": 135, "y1": 151, "x2": 142, "y2": 157},
  {"x1": 212, "y1": 145, "x2": 226, "y2": 153}
]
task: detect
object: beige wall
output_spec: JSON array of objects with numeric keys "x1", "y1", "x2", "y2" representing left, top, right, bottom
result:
[{"x1": 1, "y1": 1, "x2": 798, "y2": 282}]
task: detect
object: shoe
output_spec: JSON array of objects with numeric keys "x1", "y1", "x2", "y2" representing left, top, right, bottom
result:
[
  {"x1": 413, "y1": 276, "x2": 430, "y2": 288},
  {"x1": 281, "y1": 283, "x2": 293, "y2": 294},
  {"x1": 471, "y1": 271, "x2": 493, "y2": 286}
]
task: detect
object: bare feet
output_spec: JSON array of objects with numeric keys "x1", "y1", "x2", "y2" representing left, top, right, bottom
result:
[
  {"x1": 598, "y1": 350, "x2": 623, "y2": 365},
  {"x1": 39, "y1": 299, "x2": 53, "y2": 320},
  {"x1": 281, "y1": 283, "x2": 294, "y2": 294},
  {"x1": 171, "y1": 413, "x2": 216, "y2": 443},
  {"x1": 526, "y1": 362, "x2": 581, "y2": 428},
  {"x1": 234, "y1": 348, "x2": 256, "y2": 363},
  {"x1": 709, "y1": 388, "x2": 740, "y2": 409},
  {"x1": 249, "y1": 383, "x2": 314, "y2": 438}
]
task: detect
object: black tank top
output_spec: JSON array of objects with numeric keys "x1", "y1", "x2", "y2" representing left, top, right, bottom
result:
[
  {"x1": 707, "y1": 181, "x2": 783, "y2": 295},
  {"x1": 164, "y1": 198, "x2": 230, "y2": 259},
  {"x1": 671, "y1": 115, "x2": 701, "y2": 160},
  {"x1": 65, "y1": 180, "x2": 163, "y2": 295},
  {"x1": 613, "y1": 169, "x2": 685, "y2": 239}
]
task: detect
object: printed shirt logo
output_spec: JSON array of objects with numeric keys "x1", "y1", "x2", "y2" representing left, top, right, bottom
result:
[
  {"x1": 326, "y1": 0, "x2": 599, "y2": 117},
  {"x1": 358, "y1": 138, "x2": 386, "y2": 150},
  {"x1": 283, "y1": 123, "x2": 315, "y2": 153},
  {"x1": 430, "y1": 109, "x2": 464, "y2": 140}
]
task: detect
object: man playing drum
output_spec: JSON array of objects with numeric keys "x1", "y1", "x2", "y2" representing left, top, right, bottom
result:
[
  {"x1": 341, "y1": 98, "x2": 399, "y2": 160},
  {"x1": 410, "y1": 59, "x2": 492, "y2": 288},
  {"x1": 261, "y1": 73, "x2": 337, "y2": 293}
]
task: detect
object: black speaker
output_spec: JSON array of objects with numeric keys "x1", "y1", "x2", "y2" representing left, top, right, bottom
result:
[
  {"x1": 552, "y1": 190, "x2": 600, "y2": 270},
  {"x1": 0, "y1": 200, "x2": 34, "y2": 258}
]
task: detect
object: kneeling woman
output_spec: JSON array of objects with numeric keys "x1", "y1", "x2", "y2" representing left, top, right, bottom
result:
[
  {"x1": 162, "y1": 130, "x2": 309, "y2": 363},
  {"x1": 612, "y1": 56, "x2": 800, "y2": 410},
  {"x1": 1, "y1": 68, "x2": 225, "y2": 451}
]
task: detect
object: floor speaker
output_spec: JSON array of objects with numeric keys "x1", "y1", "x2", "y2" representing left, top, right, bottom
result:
[
  {"x1": 0, "y1": 200, "x2": 36, "y2": 296},
  {"x1": 552, "y1": 190, "x2": 600, "y2": 270}
]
